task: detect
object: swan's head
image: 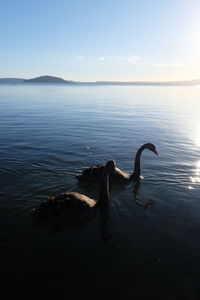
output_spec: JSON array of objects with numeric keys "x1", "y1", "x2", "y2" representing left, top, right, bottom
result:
[
  {"x1": 146, "y1": 143, "x2": 158, "y2": 155},
  {"x1": 105, "y1": 160, "x2": 116, "y2": 173}
]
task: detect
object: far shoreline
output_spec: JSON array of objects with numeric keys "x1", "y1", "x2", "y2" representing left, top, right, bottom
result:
[{"x1": 0, "y1": 75, "x2": 200, "y2": 86}]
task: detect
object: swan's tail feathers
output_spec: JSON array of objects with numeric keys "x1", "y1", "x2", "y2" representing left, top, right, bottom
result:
[{"x1": 75, "y1": 173, "x2": 82, "y2": 180}]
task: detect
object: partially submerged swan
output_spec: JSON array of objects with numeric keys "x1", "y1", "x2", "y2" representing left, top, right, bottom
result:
[
  {"x1": 75, "y1": 143, "x2": 158, "y2": 185},
  {"x1": 31, "y1": 160, "x2": 115, "y2": 224}
]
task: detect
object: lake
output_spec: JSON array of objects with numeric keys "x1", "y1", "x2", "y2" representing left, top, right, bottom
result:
[{"x1": 0, "y1": 84, "x2": 200, "y2": 299}]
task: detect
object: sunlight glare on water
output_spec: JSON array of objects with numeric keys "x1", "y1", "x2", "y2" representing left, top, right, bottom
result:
[{"x1": 190, "y1": 160, "x2": 200, "y2": 185}]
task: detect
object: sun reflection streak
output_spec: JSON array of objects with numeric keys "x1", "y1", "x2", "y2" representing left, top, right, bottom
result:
[{"x1": 190, "y1": 161, "x2": 200, "y2": 186}]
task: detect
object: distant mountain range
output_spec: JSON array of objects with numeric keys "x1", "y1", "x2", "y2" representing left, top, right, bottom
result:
[
  {"x1": 0, "y1": 78, "x2": 26, "y2": 83},
  {"x1": 0, "y1": 75, "x2": 200, "y2": 86},
  {"x1": 0, "y1": 75, "x2": 74, "y2": 84}
]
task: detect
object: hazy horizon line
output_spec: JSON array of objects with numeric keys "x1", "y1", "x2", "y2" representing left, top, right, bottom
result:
[{"x1": 0, "y1": 75, "x2": 200, "y2": 84}]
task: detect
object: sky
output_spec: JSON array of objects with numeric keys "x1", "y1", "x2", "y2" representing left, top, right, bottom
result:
[{"x1": 0, "y1": 0, "x2": 200, "y2": 81}]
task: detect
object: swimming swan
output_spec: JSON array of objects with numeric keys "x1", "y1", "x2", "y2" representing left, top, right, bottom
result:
[
  {"x1": 31, "y1": 160, "x2": 115, "y2": 224},
  {"x1": 75, "y1": 143, "x2": 158, "y2": 185}
]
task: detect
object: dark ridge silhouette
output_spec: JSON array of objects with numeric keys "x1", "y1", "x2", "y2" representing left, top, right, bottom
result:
[
  {"x1": 0, "y1": 78, "x2": 25, "y2": 83},
  {"x1": 24, "y1": 75, "x2": 74, "y2": 83}
]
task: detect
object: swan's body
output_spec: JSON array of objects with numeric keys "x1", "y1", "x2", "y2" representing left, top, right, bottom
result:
[
  {"x1": 75, "y1": 143, "x2": 158, "y2": 185},
  {"x1": 31, "y1": 160, "x2": 115, "y2": 224}
]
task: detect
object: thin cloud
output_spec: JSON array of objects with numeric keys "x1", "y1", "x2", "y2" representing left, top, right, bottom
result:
[
  {"x1": 110, "y1": 56, "x2": 125, "y2": 61},
  {"x1": 127, "y1": 55, "x2": 141, "y2": 63},
  {"x1": 154, "y1": 63, "x2": 183, "y2": 67},
  {"x1": 97, "y1": 55, "x2": 142, "y2": 63}
]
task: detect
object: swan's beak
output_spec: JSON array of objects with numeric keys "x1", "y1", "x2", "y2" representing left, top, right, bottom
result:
[{"x1": 153, "y1": 148, "x2": 159, "y2": 155}]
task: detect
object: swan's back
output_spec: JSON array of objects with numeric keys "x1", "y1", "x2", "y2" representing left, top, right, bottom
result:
[
  {"x1": 75, "y1": 164, "x2": 131, "y2": 184},
  {"x1": 31, "y1": 192, "x2": 97, "y2": 224}
]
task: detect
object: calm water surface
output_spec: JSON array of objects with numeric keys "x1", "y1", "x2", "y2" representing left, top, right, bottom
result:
[{"x1": 0, "y1": 84, "x2": 200, "y2": 299}]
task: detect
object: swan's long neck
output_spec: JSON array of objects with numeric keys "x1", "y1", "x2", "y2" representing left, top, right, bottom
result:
[
  {"x1": 131, "y1": 144, "x2": 146, "y2": 180},
  {"x1": 98, "y1": 171, "x2": 110, "y2": 208}
]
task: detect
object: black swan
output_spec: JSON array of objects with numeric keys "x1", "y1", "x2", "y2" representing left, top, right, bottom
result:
[
  {"x1": 31, "y1": 160, "x2": 115, "y2": 224},
  {"x1": 75, "y1": 143, "x2": 158, "y2": 185}
]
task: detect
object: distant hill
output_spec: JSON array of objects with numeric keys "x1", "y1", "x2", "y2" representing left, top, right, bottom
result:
[{"x1": 24, "y1": 75, "x2": 73, "y2": 83}]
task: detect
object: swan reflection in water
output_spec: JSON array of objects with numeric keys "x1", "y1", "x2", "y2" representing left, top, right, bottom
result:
[{"x1": 132, "y1": 179, "x2": 155, "y2": 209}]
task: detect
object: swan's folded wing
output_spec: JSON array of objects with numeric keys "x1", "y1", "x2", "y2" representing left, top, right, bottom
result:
[{"x1": 67, "y1": 192, "x2": 97, "y2": 208}]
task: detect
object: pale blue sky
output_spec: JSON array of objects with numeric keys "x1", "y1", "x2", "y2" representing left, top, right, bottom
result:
[{"x1": 1, "y1": 0, "x2": 200, "y2": 81}]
